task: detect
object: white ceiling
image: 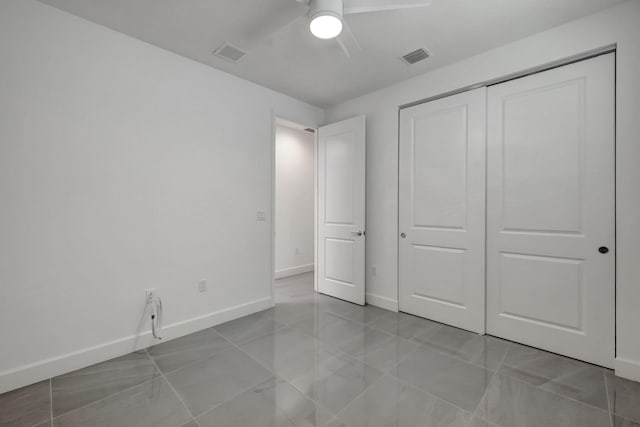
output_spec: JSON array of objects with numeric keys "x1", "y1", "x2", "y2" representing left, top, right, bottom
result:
[{"x1": 38, "y1": 0, "x2": 624, "y2": 107}]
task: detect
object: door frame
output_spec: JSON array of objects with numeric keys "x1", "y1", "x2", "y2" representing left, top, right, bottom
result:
[
  {"x1": 396, "y1": 47, "x2": 617, "y2": 345},
  {"x1": 270, "y1": 112, "x2": 319, "y2": 303}
]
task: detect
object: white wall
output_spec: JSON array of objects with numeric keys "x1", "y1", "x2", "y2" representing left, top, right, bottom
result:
[
  {"x1": 0, "y1": 0, "x2": 323, "y2": 393},
  {"x1": 275, "y1": 124, "x2": 315, "y2": 278},
  {"x1": 325, "y1": 0, "x2": 640, "y2": 381}
]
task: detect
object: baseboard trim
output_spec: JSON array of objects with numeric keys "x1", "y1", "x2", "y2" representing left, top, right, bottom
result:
[
  {"x1": 274, "y1": 264, "x2": 314, "y2": 279},
  {"x1": 615, "y1": 357, "x2": 640, "y2": 382},
  {"x1": 366, "y1": 293, "x2": 398, "y2": 312},
  {"x1": 0, "y1": 296, "x2": 274, "y2": 394}
]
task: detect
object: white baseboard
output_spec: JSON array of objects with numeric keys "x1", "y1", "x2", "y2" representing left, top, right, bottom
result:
[
  {"x1": 615, "y1": 357, "x2": 640, "y2": 382},
  {"x1": 366, "y1": 293, "x2": 398, "y2": 312},
  {"x1": 0, "y1": 296, "x2": 274, "y2": 394},
  {"x1": 274, "y1": 263, "x2": 314, "y2": 279}
]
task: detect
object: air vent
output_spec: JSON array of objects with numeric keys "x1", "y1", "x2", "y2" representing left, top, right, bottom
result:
[
  {"x1": 304, "y1": 128, "x2": 316, "y2": 133},
  {"x1": 213, "y1": 43, "x2": 246, "y2": 63},
  {"x1": 402, "y1": 48, "x2": 430, "y2": 65}
]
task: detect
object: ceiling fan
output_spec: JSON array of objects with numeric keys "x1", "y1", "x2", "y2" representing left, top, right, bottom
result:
[{"x1": 241, "y1": 0, "x2": 432, "y2": 58}]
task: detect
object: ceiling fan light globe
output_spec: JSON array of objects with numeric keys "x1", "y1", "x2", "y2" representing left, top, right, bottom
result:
[{"x1": 310, "y1": 14, "x2": 343, "y2": 39}]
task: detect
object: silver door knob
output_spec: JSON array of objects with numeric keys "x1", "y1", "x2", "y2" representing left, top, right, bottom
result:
[
  {"x1": 400, "y1": 232, "x2": 406, "y2": 238},
  {"x1": 351, "y1": 230, "x2": 363, "y2": 236}
]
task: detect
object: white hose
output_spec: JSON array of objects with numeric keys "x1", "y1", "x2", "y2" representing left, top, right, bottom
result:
[{"x1": 150, "y1": 296, "x2": 163, "y2": 340}]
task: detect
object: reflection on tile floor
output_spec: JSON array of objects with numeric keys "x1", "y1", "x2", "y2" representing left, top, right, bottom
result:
[{"x1": 2, "y1": 272, "x2": 639, "y2": 427}]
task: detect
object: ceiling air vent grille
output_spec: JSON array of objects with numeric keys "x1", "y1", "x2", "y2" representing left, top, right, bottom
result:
[
  {"x1": 213, "y1": 43, "x2": 246, "y2": 63},
  {"x1": 402, "y1": 48, "x2": 430, "y2": 65}
]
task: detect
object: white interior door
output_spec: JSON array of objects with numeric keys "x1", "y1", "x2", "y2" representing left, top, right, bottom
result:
[
  {"x1": 486, "y1": 54, "x2": 615, "y2": 367},
  {"x1": 399, "y1": 88, "x2": 486, "y2": 333},
  {"x1": 317, "y1": 116, "x2": 366, "y2": 305}
]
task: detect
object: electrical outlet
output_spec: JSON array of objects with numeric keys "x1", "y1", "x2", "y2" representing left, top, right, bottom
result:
[
  {"x1": 198, "y1": 279, "x2": 207, "y2": 292},
  {"x1": 371, "y1": 267, "x2": 377, "y2": 277},
  {"x1": 145, "y1": 288, "x2": 158, "y2": 303},
  {"x1": 295, "y1": 247, "x2": 300, "y2": 255},
  {"x1": 256, "y1": 211, "x2": 266, "y2": 221}
]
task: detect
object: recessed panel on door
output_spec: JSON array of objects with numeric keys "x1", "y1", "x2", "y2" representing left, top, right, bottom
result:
[
  {"x1": 325, "y1": 132, "x2": 355, "y2": 225},
  {"x1": 399, "y1": 87, "x2": 486, "y2": 333},
  {"x1": 486, "y1": 53, "x2": 615, "y2": 367}
]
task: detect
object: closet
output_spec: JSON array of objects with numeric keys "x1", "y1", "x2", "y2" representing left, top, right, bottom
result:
[{"x1": 398, "y1": 53, "x2": 615, "y2": 367}]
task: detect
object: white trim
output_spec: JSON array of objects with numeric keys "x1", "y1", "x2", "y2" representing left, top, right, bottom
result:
[
  {"x1": 314, "y1": 126, "x2": 319, "y2": 293},
  {"x1": 615, "y1": 357, "x2": 640, "y2": 383},
  {"x1": 366, "y1": 293, "x2": 398, "y2": 312},
  {"x1": 274, "y1": 264, "x2": 315, "y2": 279},
  {"x1": 0, "y1": 296, "x2": 274, "y2": 394},
  {"x1": 270, "y1": 109, "x2": 277, "y2": 302}
]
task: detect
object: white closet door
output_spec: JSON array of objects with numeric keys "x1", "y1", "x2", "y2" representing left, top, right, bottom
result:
[
  {"x1": 399, "y1": 87, "x2": 486, "y2": 333},
  {"x1": 317, "y1": 115, "x2": 366, "y2": 305},
  {"x1": 486, "y1": 54, "x2": 615, "y2": 367}
]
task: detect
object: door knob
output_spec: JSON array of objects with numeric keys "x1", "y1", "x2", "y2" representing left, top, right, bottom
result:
[
  {"x1": 400, "y1": 232, "x2": 406, "y2": 238},
  {"x1": 351, "y1": 230, "x2": 363, "y2": 236},
  {"x1": 598, "y1": 246, "x2": 609, "y2": 254}
]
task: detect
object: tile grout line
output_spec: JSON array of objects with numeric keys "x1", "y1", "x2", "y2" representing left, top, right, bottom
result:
[
  {"x1": 218, "y1": 309, "x2": 382, "y2": 378},
  {"x1": 215, "y1": 324, "x2": 345, "y2": 413},
  {"x1": 49, "y1": 378, "x2": 53, "y2": 427},
  {"x1": 278, "y1": 294, "x2": 506, "y2": 419},
  {"x1": 615, "y1": 414, "x2": 640, "y2": 426},
  {"x1": 149, "y1": 291, "x2": 381, "y2": 423},
  {"x1": 276, "y1": 279, "x2": 619, "y2": 425},
  {"x1": 216, "y1": 320, "x2": 380, "y2": 420},
  {"x1": 326, "y1": 373, "x2": 389, "y2": 424},
  {"x1": 384, "y1": 335, "x2": 502, "y2": 422},
  {"x1": 468, "y1": 341, "x2": 511, "y2": 425},
  {"x1": 145, "y1": 332, "x2": 237, "y2": 378},
  {"x1": 143, "y1": 349, "x2": 200, "y2": 427},
  {"x1": 350, "y1": 337, "x2": 410, "y2": 372},
  {"x1": 471, "y1": 341, "x2": 613, "y2": 419},
  {"x1": 188, "y1": 372, "x2": 311, "y2": 427},
  {"x1": 214, "y1": 327, "x2": 284, "y2": 374},
  {"x1": 389, "y1": 372, "x2": 476, "y2": 420},
  {"x1": 363, "y1": 314, "x2": 517, "y2": 374},
  {"x1": 410, "y1": 339, "x2": 502, "y2": 372},
  {"x1": 185, "y1": 372, "x2": 278, "y2": 422},
  {"x1": 513, "y1": 366, "x2": 614, "y2": 414},
  {"x1": 603, "y1": 370, "x2": 614, "y2": 427},
  {"x1": 491, "y1": 360, "x2": 613, "y2": 418},
  {"x1": 48, "y1": 373, "x2": 160, "y2": 423},
  {"x1": 199, "y1": 329, "x2": 310, "y2": 416}
]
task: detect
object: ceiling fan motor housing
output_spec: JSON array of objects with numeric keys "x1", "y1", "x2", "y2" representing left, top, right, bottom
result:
[{"x1": 309, "y1": 0, "x2": 344, "y2": 20}]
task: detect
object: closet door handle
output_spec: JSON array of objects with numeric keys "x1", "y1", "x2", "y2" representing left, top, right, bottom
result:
[{"x1": 351, "y1": 230, "x2": 363, "y2": 236}]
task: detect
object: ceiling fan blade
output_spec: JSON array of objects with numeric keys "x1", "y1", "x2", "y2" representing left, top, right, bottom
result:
[
  {"x1": 343, "y1": 0, "x2": 431, "y2": 14},
  {"x1": 336, "y1": 20, "x2": 361, "y2": 58}
]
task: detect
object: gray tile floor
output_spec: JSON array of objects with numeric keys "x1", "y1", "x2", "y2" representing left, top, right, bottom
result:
[{"x1": 2, "y1": 272, "x2": 640, "y2": 427}]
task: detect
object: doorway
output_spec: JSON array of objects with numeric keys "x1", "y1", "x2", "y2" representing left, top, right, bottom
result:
[
  {"x1": 272, "y1": 115, "x2": 367, "y2": 306},
  {"x1": 274, "y1": 118, "x2": 316, "y2": 282}
]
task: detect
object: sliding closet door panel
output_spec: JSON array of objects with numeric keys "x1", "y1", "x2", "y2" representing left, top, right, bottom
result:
[
  {"x1": 399, "y1": 87, "x2": 486, "y2": 334},
  {"x1": 486, "y1": 53, "x2": 615, "y2": 367}
]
